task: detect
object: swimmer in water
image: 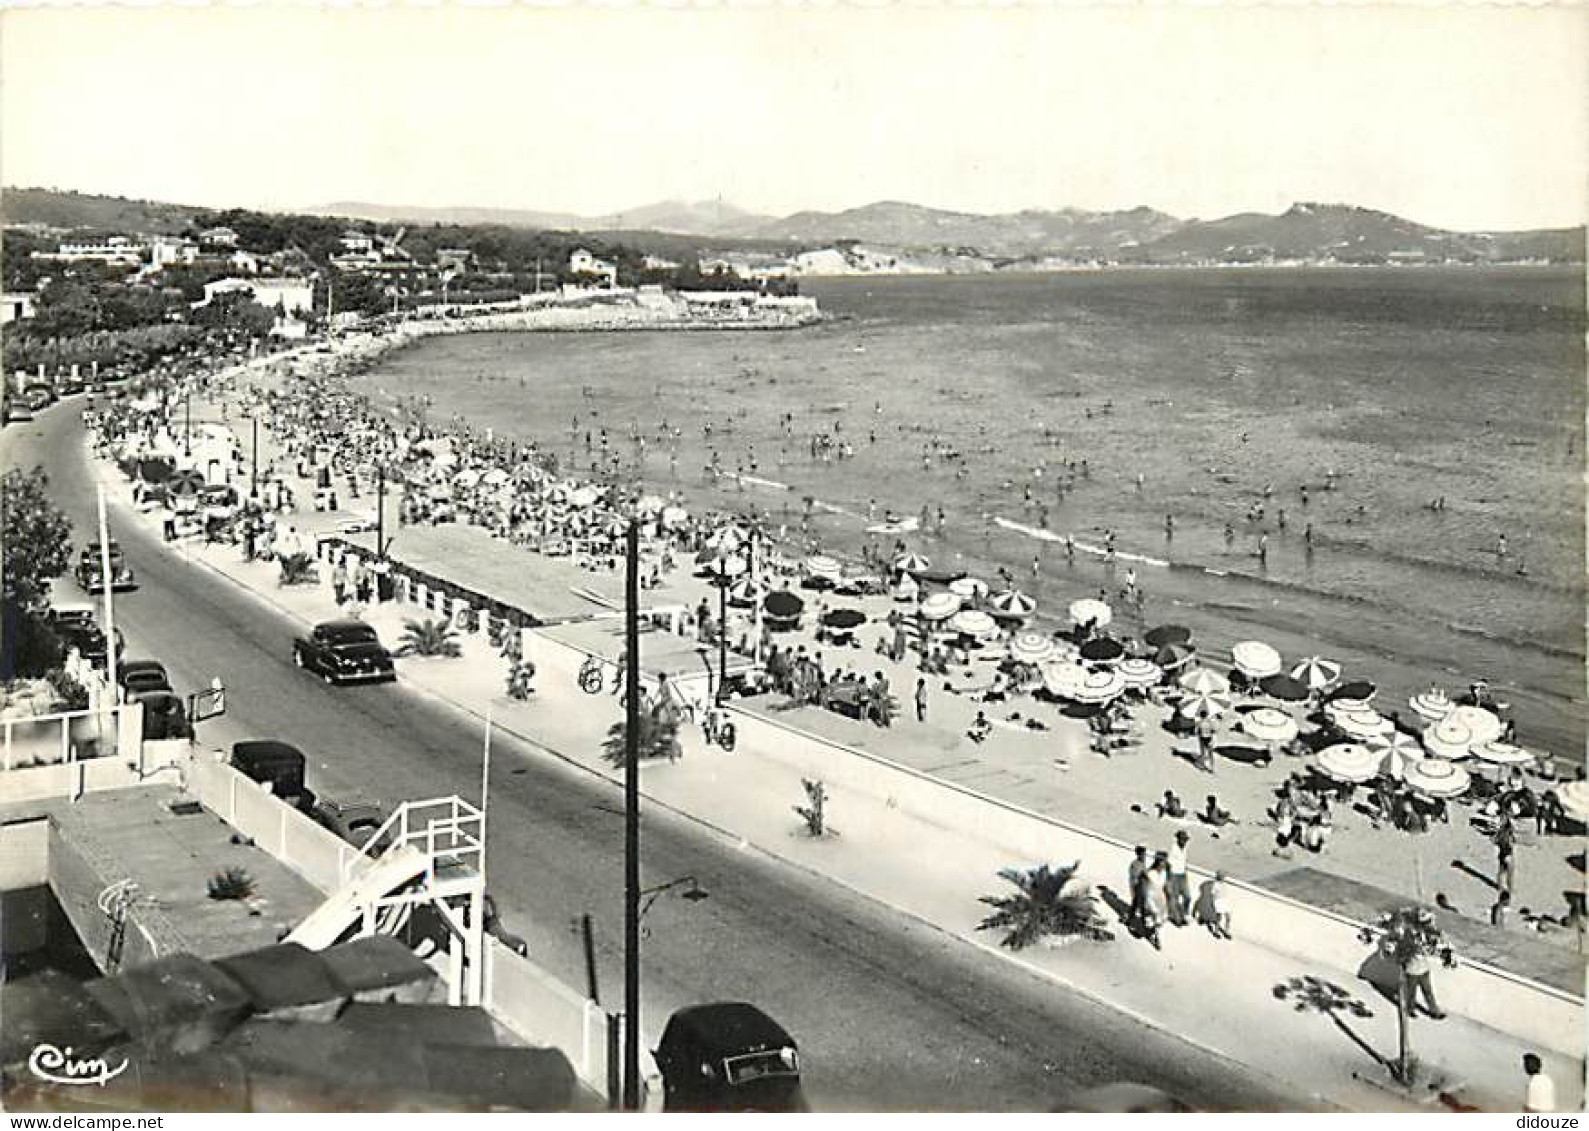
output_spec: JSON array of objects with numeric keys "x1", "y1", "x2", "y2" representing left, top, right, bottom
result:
[{"x1": 1164, "y1": 514, "x2": 1175, "y2": 539}]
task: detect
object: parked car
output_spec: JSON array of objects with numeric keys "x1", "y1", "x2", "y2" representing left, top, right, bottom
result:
[
  {"x1": 653, "y1": 1003, "x2": 805, "y2": 1112},
  {"x1": 230, "y1": 740, "x2": 315, "y2": 812},
  {"x1": 21, "y1": 384, "x2": 54, "y2": 412},
  {"x1": 311, "y1": 797, "x2": 388, "y2": 849},
  {"x1": 4, "y1": 400, "x2": 34, "y2": 424},
  {"x1": 75, "y1": 541, "x2": 136, "y2": 592},
  {"x1": 134, "y1": 690, "x2": 193, "y2": 741},
  {"x1": 117, "y1": 659, "x2": 170, "y2": 691},
  {"x1": 292, "y1": 619, "x2": 396, "y2": 685}
]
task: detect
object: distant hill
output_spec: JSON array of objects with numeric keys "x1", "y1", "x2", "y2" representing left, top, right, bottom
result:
[{"x1": 6, "y1": 187, "x2": 1582, "y2": 266}]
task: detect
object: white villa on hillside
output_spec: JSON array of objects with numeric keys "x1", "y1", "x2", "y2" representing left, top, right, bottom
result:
[
  {"x1": 568, "y1": 248, "x2": 617, "y2": 287},
  {"x1": 199, "y1": 276, "x2": 315, "y2": 316}
]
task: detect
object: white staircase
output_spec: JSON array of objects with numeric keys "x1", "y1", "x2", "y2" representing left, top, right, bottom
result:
[{"x1": 286, "y1": 796, "x2": 488, "y2": 1005}]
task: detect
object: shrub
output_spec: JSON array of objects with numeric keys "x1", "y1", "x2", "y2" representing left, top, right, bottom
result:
[
  {"x1": 207, "y1": 867, "x2": 256, "y2": 901},
  {"x1": 602, "y1": 707, "x2": 682, "y2": 768},
  {"x1": 978, "y1": 862, "x2": 1114, "y2": 949},
  {"x1": 794, "y1": 779, "x2": 828, "y2": 837}
]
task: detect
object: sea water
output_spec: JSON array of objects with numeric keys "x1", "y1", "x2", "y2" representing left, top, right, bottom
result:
[{"x1": 358, "y1": 267, "x2": 1586, "y2": 752}]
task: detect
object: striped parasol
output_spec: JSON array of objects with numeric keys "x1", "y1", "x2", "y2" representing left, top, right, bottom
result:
[
  {"x1": 1290, "y1": 656, "x2": 1342, "y2": 691},
  {"x1": 1315, "y1": 742, "x2": 1381, "y2": 784},
  {"x1": 950, "y1": 576, "x2": 989, "y2": 601},
  {"x1": 1365, "y1": 730, "x2": 1422, "y2": 778},
  {"x1": 1329, "y1": 698, "x2": 1372, "y2": 715},
  {"x1": 1178, "y1": 689, "x2": 1233, "y2": 720},
  {"x1": 1178, "y1": 668, "x2": 1230, "y2": 697},
  {"x1": 1402, "y1": 758, "x2": 1471, "y2": 799},
  {"x1": 893, "y1": 552, "x2": 931, "y2": 574},
  {"x1": 1009, "y1": 632, "x2": 1057, "y2": 665},
  {"x1": 726, "y1": 575, "x2": 758, "y2": 607},
  {"x1": 1116, "y1": 658, "x2": 1163, "y2": 689},
  {"x1": 1231, "y1": 640, "x2": 1283, "y2": 679},
  {"x1": 1241, "y1": 707, "x2": 1299, "y2": 744},
  {"x1": 805, "y1": 554, "x2": 843, "y2": 580},
  {"x1": 708, "y1": 525, "x2": 747, "y2": 551},
  {"x1": 1447, "y1": 705, "x2": 1503, "y2": 745},
  {"x1": 918, "y1": 591, "x2": 963, "y2": 621},
  {"x1": 1471, "y1": 740, "x2": 1535, "y2": 767},
  {"x1": 1042, "y1": 661, "x2": 1089, "y2": 699},
  {"x1": 1409, "y1": 688, "x2": 1453, "y2": 722},
  {"x1": 1068, "y1": 598, "x2": 1112, "y2": 628},
  {"x1": 1073, "y1": 668, "x2": 1128, "y2": 704},
  {"x1": 1331, "y1": 708, "x2": 1394, "y2": 741},
  {"x1": 702, "y1": 554, "x2": 747, "y2": 581},
  {"x1": 1422, "y1": 715, "x2": 1475, "y2": 760},
  {"x1": 988, "y1": 589, "x2": 1037, "y2": 619},
  {"x1": 1558, "y1": 780, "x2": 1589, "y2": 822},
  {"x1": 949, "y1": 609, "x2": 998, "y2": 638}
]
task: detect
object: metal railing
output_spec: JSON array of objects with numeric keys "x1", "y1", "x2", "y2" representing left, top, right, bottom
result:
[{"x1": 348, "y1": 795, "x2": 485, "y2": 886}]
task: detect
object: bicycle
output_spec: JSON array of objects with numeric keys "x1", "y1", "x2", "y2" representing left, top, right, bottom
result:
[
  {"x1": 577, "y1": 655, "x2": 604, "y2": 694},
  {"x1": 702, "y1": 705, "x2": 738, "y2": 752}
]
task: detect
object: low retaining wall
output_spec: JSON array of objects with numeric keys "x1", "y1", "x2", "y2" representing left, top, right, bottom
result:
[{"x1": 725, "y1": 705, "x2": 1585, "y2": 1057}]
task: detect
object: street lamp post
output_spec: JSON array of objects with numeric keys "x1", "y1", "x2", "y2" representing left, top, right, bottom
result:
[
  {"x1": 622, "y1": 518, "x2": 642, "y2": 1111},
  {"x1": 250, "y1": 417, "x2": 260, "y2": 500}
]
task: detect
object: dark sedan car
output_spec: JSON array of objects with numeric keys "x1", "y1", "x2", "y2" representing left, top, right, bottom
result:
[
  {"x1": 293, "y1": 619, "x2": 397, "y2": 685},
  {"x1": 75, "y1": 541, "x2": 136, "y2": 592},
  {"x1": 653, "y1": 1003, "x2": 805, "y2": 1113}
]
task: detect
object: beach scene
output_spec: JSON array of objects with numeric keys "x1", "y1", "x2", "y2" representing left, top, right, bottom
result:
[{"x1": 2, "y1": 1, "x2": 1585, "y2": 1116}]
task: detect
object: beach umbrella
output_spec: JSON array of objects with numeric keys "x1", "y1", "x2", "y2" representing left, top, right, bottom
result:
[
  {"x1": 1329, "y1": 697, "x2": 1372, "y2": 715},
  {"x1": 1144, "y1": 624, "x2": 1192, "y2": 648},
  {"x1": 708, "y1": 525, "x2": 747, "y2": 551},
  {"x1": 1327, "y1": 680, "x2": 1377, "y2": 704},
  {"x1": 1116, "y1": 657, "x2": 1163, "y2": 689},
  {"x1": 702, "y1": 555, "x2": 746, "y2": 582},
  {"x1": 694, "y1": 546, "x2": 728, "y2": 566},
  {"x1": 1073, "y1": 669, "x2": 1128, "y2": 705},
  {"x1": 988, "y1": 589, "x2": 1036, "y2": 618},
  {"x1": 763, "y1": 591, "x2": 804, "y2": 618},
  {"x1": 636, "y1": 493, "x2": 665, "y2": 515},
  {"x1": 453, "y1": 469, "x2": 482, "y2": 489},
  {"x1": 1558, "y1": 781, "x2": 1589, "y2": 822},
  {"x1": 1290, "y1": 656, "x2": 1342, "y2": 691},
  {"x1": 660, "y1": 505, "x2": 689, "y2": 527},
  {"x1": 1258, "y1": 673, "x2": 1310, "y2": 702},
  {"x1": 893, "y1": 572, "x2": 920, "y2": 602},
  {"x1": 481, "y1": 468, "x2": 509, "y2": 487},
  {"x1": 949, "y1": 576, "x2": 988, "y2": 601},
  {"x1": 916, "y1": 568, "x2": 966, "y2": 586},
  {"x1": 1332, "y1": 708, "x2": 1394, "y2": 741},
  {"x1": 1178, "y1": 668, "x2": 1230, "y2": 697},
  {"x1": 1079, "y1": 638, "x2": 1125, "y2": 663},
  {"x1": 1409, "y1": 688, "x2": 1453, "y2": 723},
  {"x1": 805, "y1": 554, "x2": 843, "y2": 580},
  {"x1": 1447, "y1": 705, "x2": 1503, "y2": 745},
  {"x1": 1178, "y1": 690, "x2": 1232, "y2": 720},
  {"x1": 894, "y1": 552, "x2": 931, "y2": 575},
  {"x1": 427, "y1": 483, "x2": 452, "y2": 501},
  {"x1": 1241, "y1": 707, "x2": 1299, "y2": 744},
  {"x1": 546, "y1": 482, "x2": 573, "y2": 503},
  {"x1": 821, "y1": 608, "x2": 868, "y2": 631},
  {"x1": 1009, "y1": 632, "x2": 1057, "y2": 665},
  {"x1": 1366, "y1": 731, "x2": 1421, "y2": 779},
  {"x1": 919, "y1": 591, "x2": 963, "y2": 621},
  {"x1": 1068, "y1": 598, "x2": 1112, "y2": 628},
  {"x1": 1231, "y1": 640, "x2": 1282, "y2": 680},
  {"x1": 1471, "y1": 740, "x2": 1536, "y2": 767},
  {"x1": 1152, "y1": 642, "x2": 1196, "y2": 670},
  {"x1": 1402, "y1": 758, "x2": 1471, "y2": 799},
  {"x1": 168, "y1": 468, "x2": 206, "y2": 498},
  {"x1": 949, "y1": 609, "x2": 998, "y2": 638},
  {"x1": 1315, "y1": 742, "x2": 1381, "y2": 784},
  {"x1": 570, "y1": 485, "x2": 601, "y2": 508},
  {"x1": 1042, "y1": 661, "x2": 1089, "y2": 699},
  {"x1": 726, "y1": 575, "x2": 758, "y2": 607},
  {"x1": 1422, "y1": 715, "x2": 1475, "y2": 760}
]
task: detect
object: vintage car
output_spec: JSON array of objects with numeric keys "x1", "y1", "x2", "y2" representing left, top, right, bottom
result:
[
  {"x1": 653, "y1": 1003, "x2": 805, "y2": 1112},
  {"x1": 118, "y1": 660, "x2": 172, "y2": 697},
  {"x1": 133, "y1": 690, "x2": 193, "y2": 741},
  {"x1": 74, "y1": 541, "x2": 137, "y2": 592},
  {"x1": 230, "y1": 739, "x2": 315, "y2": 812},
  {"x1": 310, "y1": 797, "x2": 389, "y2": 848},
  {"x1": 292, "y1": 619, "x2": 397, "y2": 685}
]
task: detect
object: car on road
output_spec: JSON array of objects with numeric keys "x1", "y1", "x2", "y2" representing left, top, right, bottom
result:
[
  {"x1": 310, "y1": 797, "x2": 388, "y2": 848},
  {"x1": 230, "y1": 740, "x2": 315, "y2": 812},
  {"x1": 4, "y1": 400, "x2": 34, "y2": 424},
  {"x1": 134, "y1": 690, "x2": 193, "y2": 741},
  {"x1": 75, "y1": 541, "x2": 137, "y2": 592},
  {"x1": 293, "y1": 619, "x2": 397, "y2": 685},
  {"x1": 653, "y1": 1003, "x2": 805, "y2": 1112},
  {"x1": 21, "y1": 384, "x2": 55, "y2": 412},
  {"x1": 118, "y1": 660, "x2": 172, "y2": 697}
]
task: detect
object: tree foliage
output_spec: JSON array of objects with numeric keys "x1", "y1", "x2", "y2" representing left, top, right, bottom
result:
[
  {"x1": 978, "y1": 862, "x2": 1114, "y2": 949},
  {"x1": 396, "y1": 617, "x2": 463, "y2": 658},
  {"x1": 1, "y1": 467, "x2": 74, "y2": 609}
]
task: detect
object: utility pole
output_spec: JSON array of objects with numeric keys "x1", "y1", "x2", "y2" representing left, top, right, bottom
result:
[
  {"x1": 622, "y1": 519, "x2": 642, "y2": 1110},
  {"x1": 375, "y1": 464, "x2": 386, "y2": 560},
  {"x1": 717, "y1": 570, "x2": 729, "y2": 704},
  {"x1": 183, "y1": 389, "x2": 192, "y2": 458},
  {"x1": 250, "y1": 417, "x2": 260, "y2": 500},
  {"x1": 97, "y1": 486, "x2": 117, "y2": 697}
]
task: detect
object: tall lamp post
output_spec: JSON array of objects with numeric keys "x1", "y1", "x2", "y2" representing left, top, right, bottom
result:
[
  {"x1": 622, "y1": 517, "x2": 642, "y2": 1110},
  {"x1": 703, "y1": 553, "x2": 742, "y2": 704}
]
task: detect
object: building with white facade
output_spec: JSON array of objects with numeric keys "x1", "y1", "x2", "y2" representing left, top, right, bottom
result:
[
  {"x1": 32, "y1": 236, "x2": 144, "y2": 267},
  {"x1": 0, "y1": 292, "x2": 37, "y2": 325},
  {"x1": 199, "y1": 276, "x2": 315, "y2": 316},
  {"x1": 568, "y1": 248, "x2": 617, "y2": 287}
]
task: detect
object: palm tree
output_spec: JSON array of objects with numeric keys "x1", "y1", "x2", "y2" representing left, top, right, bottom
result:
[
  {"x1": 396, "y1": 616, "x2": 463, "y2": 658},
  {"x1": 1359, "y1": 907, "x2": 1456, "y2": 1083},
  {"x1": 978, "y1": 862, "x2": 1114, "y2": 950},
  {"x1": 602, "y1": 706, "x2": 682, "y2": 769}
]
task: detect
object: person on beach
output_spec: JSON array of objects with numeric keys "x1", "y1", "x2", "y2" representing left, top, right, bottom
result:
[
  {"x1": 1126, "y1": 846, "x2": 1149, "y2": 930},
  {"x1": 915, "y1": 677, "x2": 928, "y2": 723},
  {"x1": 1166, "y1": 831, "x2": 1191, "y2": 926},
  {"x1": 332, "y1": 557, "x2": 349, "y2": 605},
  {"x1": 1139, "y1": 856, "x2": 1169, "y2": 951}
]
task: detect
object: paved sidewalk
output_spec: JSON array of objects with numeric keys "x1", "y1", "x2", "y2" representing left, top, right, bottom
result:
[{"x1": 85, "y1": 445, "x2": 1585, "y2": 1113}]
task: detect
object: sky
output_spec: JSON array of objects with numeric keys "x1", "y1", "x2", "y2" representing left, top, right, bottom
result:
[{"x1": 1, "y1": 3, "x2": 1586, "y2": 231}]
